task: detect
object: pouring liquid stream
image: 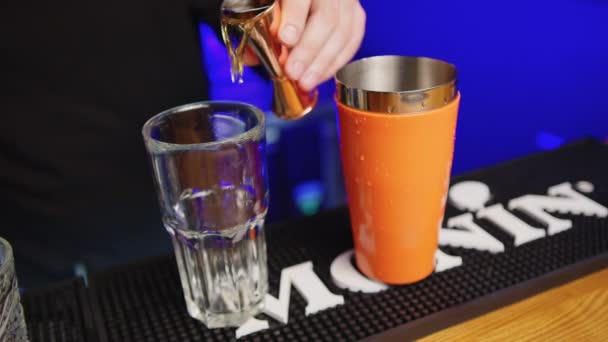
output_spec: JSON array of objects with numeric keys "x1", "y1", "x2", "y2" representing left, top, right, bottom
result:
[{"x1": 220, "y1": 3, "x2": 272, "y2": 83}]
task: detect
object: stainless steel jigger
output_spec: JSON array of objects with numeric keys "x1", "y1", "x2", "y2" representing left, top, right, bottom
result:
[{"x1": 221, "y1": 0, "x2": 318, "y2": 120}]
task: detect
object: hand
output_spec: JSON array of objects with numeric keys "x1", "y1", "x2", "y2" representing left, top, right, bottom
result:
[{"x1": 278, "y1": 0, "x2": 366, "y2": 91}]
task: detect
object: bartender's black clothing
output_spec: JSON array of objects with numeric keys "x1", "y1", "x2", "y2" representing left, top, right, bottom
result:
[{"x1": 0, "y1": 0, "x2": 223, "y2": 287}]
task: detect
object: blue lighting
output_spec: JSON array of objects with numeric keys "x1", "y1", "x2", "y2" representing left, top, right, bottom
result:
[
  {"x1": 356, "y1": 0, "x2": 608, "y2": 174},
  {"x1": 536, "y1": 131, "x2": 565, "y2": 150},
  {"x1": 293, "y1": 180, "x2": 325, "y2": 216}
]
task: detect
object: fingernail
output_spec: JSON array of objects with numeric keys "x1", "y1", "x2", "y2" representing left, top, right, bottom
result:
[
  {"x1": 280, "y1": 25, "x2": 298, "y2": 45},
  {"x1": 300, "y1": 71, "x2": 318, "y2": 90},
  {"x1": 288, "y1": 60, "x2": 305, "y2": 79}
]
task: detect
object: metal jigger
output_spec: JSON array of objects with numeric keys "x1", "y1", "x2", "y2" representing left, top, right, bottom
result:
[{"x1": 221, "y1": 0, "x2": 318, "y2": 120}]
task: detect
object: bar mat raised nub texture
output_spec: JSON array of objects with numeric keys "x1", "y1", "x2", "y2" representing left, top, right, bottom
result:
[
  {"x1": 22, "y1": 278, "x2": 96, "y2": 342},
  {"x1": 88, "y1": 139, "x2": 608, "y2": 342}
]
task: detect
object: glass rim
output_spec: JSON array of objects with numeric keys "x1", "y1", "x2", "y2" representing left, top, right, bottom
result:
[
  {"x1": 142, "y1": 101, "x2": 266, "y2": 152},
  {"x1": 0, "y1": 237, "x2": 14, "y2": 276}
]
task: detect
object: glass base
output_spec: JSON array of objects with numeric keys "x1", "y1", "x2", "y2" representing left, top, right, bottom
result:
[
  {"x1": 169, "y1": 214, "x2": 269, "y2": 329},
  {"x1": 186, "y1": 297, "x2": 264, "y2": 328}
]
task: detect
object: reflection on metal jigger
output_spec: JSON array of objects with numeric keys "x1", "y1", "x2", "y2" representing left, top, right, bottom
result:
[{"x1": 221, "y1": 0, "x2": 318, "y2": 120}]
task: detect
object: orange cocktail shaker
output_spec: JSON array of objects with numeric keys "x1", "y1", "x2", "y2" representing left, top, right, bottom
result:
[{"x1": 335, "y1": 56, "x2": 460, "y2": 284}]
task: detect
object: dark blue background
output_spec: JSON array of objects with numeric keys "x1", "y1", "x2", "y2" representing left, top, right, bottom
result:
[{"x1": 201, "y1": 0, "x2": 608, "y2": 221}]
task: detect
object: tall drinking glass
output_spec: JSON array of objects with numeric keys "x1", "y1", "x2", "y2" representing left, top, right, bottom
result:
[
  {"x1": 0, "y1": 237, "x2": 28, "y2": 341},
  {"x1": 142, "y1": 101, "x2": 269, "y2": 328}
]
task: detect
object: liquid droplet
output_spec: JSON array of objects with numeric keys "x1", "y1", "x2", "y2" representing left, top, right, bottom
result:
[
  {"x1": 360, "y1": 155, "x2": 365, "y2": 161},
  {"x1": 366, "y1": 181, "x2": 372, "y2": 187},
  {"x1": 356, "y1": 130, "x2": 360, "y2": 135}
]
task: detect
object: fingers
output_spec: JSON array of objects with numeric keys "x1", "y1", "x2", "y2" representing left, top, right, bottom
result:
[
  {"x1": 298, "y1": 0, "x2": 358, "y2": 90},
  {"x1": 278, "y1": 0, "x2": 311, "y2": 47},
  {"x1": 281, "y1": 0, "x2": 367, "y2": 91},
  {"x1": 327, "y1": 4, "x2": 366, "y2": 80},
  {"x1": 284, "y1": 0, "x2": 338, "y2": 81}
]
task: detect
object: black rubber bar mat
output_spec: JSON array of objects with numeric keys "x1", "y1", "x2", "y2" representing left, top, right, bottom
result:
[
  {"x1": 88, "y1": 138, "x2": 608, "y2": 341},
  {"x1": 22, "y1": 277, "x2": 98, "y2": 342}
]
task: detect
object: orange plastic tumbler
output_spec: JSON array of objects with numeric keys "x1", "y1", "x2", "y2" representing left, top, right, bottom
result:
[{"x1": 335, "y1": 56, "x2": 460, "y2": 284}]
